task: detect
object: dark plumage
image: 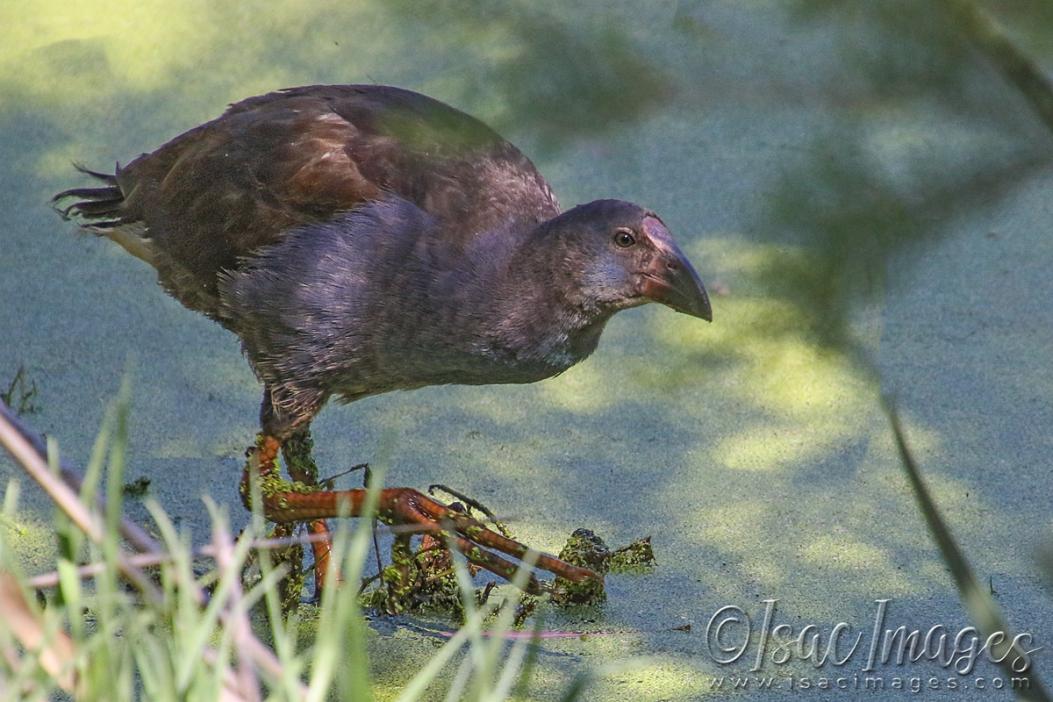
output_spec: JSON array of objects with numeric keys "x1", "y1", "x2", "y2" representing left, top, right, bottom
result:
[{"x1": 55, "y1": 84, "x2": 711, "y2": 591}]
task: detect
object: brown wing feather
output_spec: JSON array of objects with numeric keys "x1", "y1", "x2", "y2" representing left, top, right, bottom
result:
[
  {"x1": 95, "y1": 85, "x2": 558, "y2": 317},
  {"x1": 114, "y1": 101, "x2": 377, "y2": 312}
]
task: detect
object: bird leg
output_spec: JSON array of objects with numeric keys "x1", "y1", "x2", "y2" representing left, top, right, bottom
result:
[
  {"x1": 240, "y1": 434, "x2": 599, "y2": 594},
  {"x1": 280, "y1": 430, "x2": 334, "y2": 599},
  {"x1": 267, "y1": 522, "x2": 307, "y2": 613}
]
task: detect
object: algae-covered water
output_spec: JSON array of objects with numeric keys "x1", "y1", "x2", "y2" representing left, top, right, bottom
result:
[{"x1": 3, "y1": 2, "x2": 1053, "y2": 699}]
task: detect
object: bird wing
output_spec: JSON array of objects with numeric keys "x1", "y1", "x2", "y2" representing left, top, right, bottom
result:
[{"x1": 110, "y1": 84, "x2": 559, "y2": 306}]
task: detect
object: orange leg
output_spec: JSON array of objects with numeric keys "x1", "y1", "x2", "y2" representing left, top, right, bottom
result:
[{"x1": 241, "y1": 435, "x2": 598, "y2": 594}]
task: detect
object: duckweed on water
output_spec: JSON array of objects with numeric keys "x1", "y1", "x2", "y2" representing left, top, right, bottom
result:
[
  {"x1": 551, "y1": 528, "x2": 610, "y2": 606},
  {"x1": 609, "y1": 536, "x2": 656, "y2": 574}
]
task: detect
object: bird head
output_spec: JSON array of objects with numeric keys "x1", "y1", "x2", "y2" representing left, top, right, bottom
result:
[{"x1": 537, "y1": 199, "x2": 712, "y2": 322}]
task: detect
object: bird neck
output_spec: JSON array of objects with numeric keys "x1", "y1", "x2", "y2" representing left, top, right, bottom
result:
[{"x1": 478, "y1": 228, "x2": 612, "y2": 372}]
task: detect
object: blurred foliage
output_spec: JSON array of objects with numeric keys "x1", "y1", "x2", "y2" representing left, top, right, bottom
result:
[
  {"x1": 386, "y1": 0, "x2": 671, "y2": 154},
  {"x1": 746, "y1": 0, "x2": 1053, "y2": 353},
  {"x1": 0, "y1": 0, "x2": 668, "y2": 164},
  {"x1": 0, "y1": 393, "x2": 595, "y2": 702},
  {"x1": 762, "y1": 137, "x2": 1046, "y2": 350},
  {"x1": 887, "y1": 404, "x2": 1051, "y2": 701}
]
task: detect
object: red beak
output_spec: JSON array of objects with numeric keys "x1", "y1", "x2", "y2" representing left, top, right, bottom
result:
[{"x1": 638, "y1": 217, "x2": 712, "y2": 321}]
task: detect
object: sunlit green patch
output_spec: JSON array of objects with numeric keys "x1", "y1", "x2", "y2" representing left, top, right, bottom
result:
[{"x1": 0, "y1": 510, "x2": 61, "y2": 574}]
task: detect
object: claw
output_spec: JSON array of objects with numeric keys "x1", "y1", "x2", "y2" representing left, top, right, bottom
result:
[{"x1": 240, "y1": 434, "x2": 601, "y2": 591}]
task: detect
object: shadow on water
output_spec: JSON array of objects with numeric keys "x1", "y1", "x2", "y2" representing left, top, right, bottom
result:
[
  {"x1": 383, "y1": 0, "x2": 673, "y2": 155},
  {"x1": 0, "y1": 1, "x2": 670, "y2": 169},
  {"x1": 3, "y1": 1, "x2": 1053, "y2": 698},
  {"x1": 750, "y1": 0, "x2": 1053, "y2": 352}
]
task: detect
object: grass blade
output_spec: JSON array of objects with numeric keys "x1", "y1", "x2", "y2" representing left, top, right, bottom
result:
[{"x1": 884, "y1": 402, "x2": 1049, "y2": 702}]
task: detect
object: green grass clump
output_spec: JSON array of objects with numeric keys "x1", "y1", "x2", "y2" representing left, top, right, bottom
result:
[{"x1": 0, "y1": 392, "x2": 595, "y2": 701}]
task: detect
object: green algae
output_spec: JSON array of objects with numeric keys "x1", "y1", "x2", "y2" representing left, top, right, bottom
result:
[
  {"x1": 120, "y1": 475, "x2": 151, "y2": 498},
  {"x1": 360, "y1": 533, "x2": 466, "y2": 618},
  {"x1": 550, "y1": 528, "x2": 610, "y2": 607},
  {"x1": 609, "y1": 536, "x2": 656, "y2": 574},
  {"x1": 238, "y1": 435, "x2": 320, "y2": 514},
  {"x1": 282, "y1": 431, "x2": 320, "y2": 484}
]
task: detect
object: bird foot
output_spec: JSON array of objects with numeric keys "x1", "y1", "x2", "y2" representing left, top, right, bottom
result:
[
  {"x1": 241, "y1": 435, "x2": 600, "y2": 596},
  {"x1": 240, "y1": 435, "x2": 336, "y2": 598}
]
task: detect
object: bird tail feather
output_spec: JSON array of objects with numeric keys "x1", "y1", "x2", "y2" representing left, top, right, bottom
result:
[
  {"x1": 52, "y1": 163, "x2": 128, "y2": 232},
  {"x1": 53, "y1": 163, "x2": 157, "y2": 265}
]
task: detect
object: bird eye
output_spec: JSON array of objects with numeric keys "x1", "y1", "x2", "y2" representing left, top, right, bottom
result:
[{"x1": 614, "y1": 229, "x2": 636, "y2": 248}]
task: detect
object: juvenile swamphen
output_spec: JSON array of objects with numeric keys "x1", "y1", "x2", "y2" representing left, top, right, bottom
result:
[{"x1": 55, "y1": 84, "x2": 711, "y2": 593}]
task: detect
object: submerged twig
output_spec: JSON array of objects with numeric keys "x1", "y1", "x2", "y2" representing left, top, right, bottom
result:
[{"x1": 0, "y1": 366, "x2": 39, "y2": 416}]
